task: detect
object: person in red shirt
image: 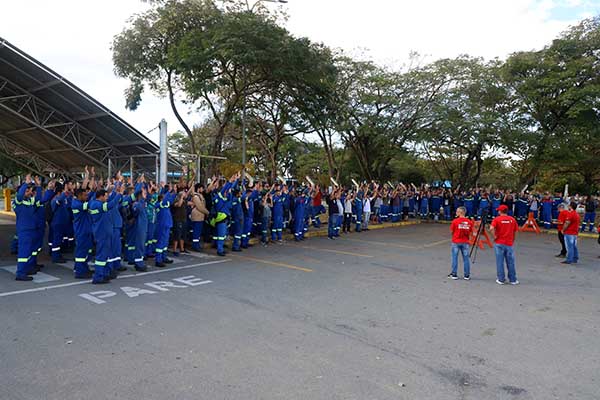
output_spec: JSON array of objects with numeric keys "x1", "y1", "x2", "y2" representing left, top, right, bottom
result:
[
  {"x1": 448, "y1": 206, "x2": 474, "y2": 280},
  {"x1": 561, "y1": 202, "x2": 580, "y2": 264},
  {"x1": 311, "y1": 186, "x2": 324, "y2": 228},
  {"x1": 555, "y1": 203, "x2": 568, "y2": 258},
  {"x1": 490, "y1": 204, "x2": 519, "y2": 285}
]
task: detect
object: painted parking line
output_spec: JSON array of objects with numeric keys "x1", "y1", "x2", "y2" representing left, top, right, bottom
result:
[
  {"x1": 295, "y1": 244, "x2": 374, "y2": 258},
  {"x1": 0, "y1": 259, "x2": 230, "y2": 298},
  {"x1": 231, "y1": 254, "x2": 313, "y2": 273},
  {"x1": 340, "y1": 237, "x2": 418, "y2": 249},
  {"x1": 421, "y1": 239, "x2": 451, "y2": 248},
  {"x1": 1, "y1": 266, "x2": 61, "y2": 283}
]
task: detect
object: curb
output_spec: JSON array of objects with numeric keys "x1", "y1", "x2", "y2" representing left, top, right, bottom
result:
[
  {"x1": 198, "y1": 220, "x2": 421, "y2": 249},
  {"x1": 0, "y1": 210, "x2": 15, "y2": 218}
]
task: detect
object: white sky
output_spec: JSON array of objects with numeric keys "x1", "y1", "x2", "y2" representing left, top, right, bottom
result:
[{"x1": 2, "y1": 0, "x2": 598, "y2": 144}]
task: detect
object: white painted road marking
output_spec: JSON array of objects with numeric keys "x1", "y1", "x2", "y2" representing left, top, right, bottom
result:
[
  {"x1": 1, "y1": 266, "x2": 61, "y2": 283},
  {"x1": 0, "y1": 259, "x2": 229, "y2": 298},
  {"x1": 78, "y1": 275, "x2": 213, "y2": 304}
]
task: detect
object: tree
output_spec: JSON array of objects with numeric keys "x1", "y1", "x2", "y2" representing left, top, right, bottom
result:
[
  {"x1": 112, "y1": 0, "x2": 221, "y2": 155},
  {"x1": 501, "y1": 17, "x2": 600, "y2": 185},
  {"x1": 417, "y1": 57, "x2": 515, "y2": 188}
]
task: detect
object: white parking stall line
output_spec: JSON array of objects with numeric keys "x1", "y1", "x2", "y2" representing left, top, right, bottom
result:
[
  {"x1": 0, "y1": 259, "x2": 230, "y2": 298},
  {"x1": 1, "y1": 266, "x2": 61, "y2": 283}
]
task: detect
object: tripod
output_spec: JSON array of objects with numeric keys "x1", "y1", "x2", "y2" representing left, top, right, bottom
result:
[{"x1": 469, "y1": 211, "x2": 488, "y2": 264}]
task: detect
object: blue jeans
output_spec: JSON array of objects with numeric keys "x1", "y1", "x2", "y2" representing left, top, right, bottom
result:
[
  {"x1": 564, "y1": 234, "x2": 579, "y2": 263},
  {"x1": 494, "y1": 244, "x2": 517, "y2": 283},
  {"x1": 451, "y1": 243, "x2": 471, "y2": 277},
  {"x1": 328, "y1": 215, "x2": 336, "y2": 238}
]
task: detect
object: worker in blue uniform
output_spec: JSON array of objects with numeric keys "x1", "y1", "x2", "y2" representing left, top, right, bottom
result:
[
  {"x1": 131, "y1": 186, "x2": 149, "y2": 271},
  {"x1": 430, "y1": 190, "x2": 442, "y2": 221},
  {"x1": 293, "y1": 188, "x2": 306, "y2": 241},
  {"x1": 541, "y1": 194, "x2": 553, "y2": 229},
  {"x1": 230, "y1": 188, "x2": 244, "y2": 252},
  {"x1": 122, "y1": 187, "x2": 136, "y2": 265},
  {"x1": 419, "y1": 192, "x2": 428, "y2": 219},
  {"x1": 14, "y1": 176, "x2": 40, "y2": 281},
  {"x1": 282, "y1": 185, "x2": 291, "y2": 233},
  {"x1": 145, "y1": 188, "x2": 158, "y2": 257},
  {"x1": 155, "y1": 185, "x2": 176, "y2": 266},
  {"x1": 241, "y1": 187, "x2": 258, "y2": 249},
  {"x1": 89, "y1": 187, "x2": 123, "y2": 284},
  {"x1": 514, "y1": 194, "x2": 529, "y2": 226},
  {"x1": 303, "y1": 189, "x2": 311, "y2": 238},
  {"x1": 107, "y1": 182, "x2": 125, "y2": 275},
  {"x1": 354, "y1": 190, "x2": 363, "y2": 232},
  {"x1": 63, "y1": 180, "x2": 76, "y2": 252},
  {"x1": 491, "y1": 192, "x2": 502, "y2": 217},
  {"x1": 210, "y1": 173, "x2": 239, "y2": 256},
  {"x1": 271, "y1": 186, "x2": 284, "y2": 242},
  {"x1": 50, "y1": 183, "x2": 70, "y2": 264},
  {"x1": 29, "y1": 180, "x2": 52, "y2": 271},
  {"x1": 463, "y1": 192, "x2": 475, "y2": 218},
  {"x1": 478, "y1": 193, "x2": 491, "y2": 222},
  {"x1": 72, "y1": 188, "x2": 94, "y2": 279}
]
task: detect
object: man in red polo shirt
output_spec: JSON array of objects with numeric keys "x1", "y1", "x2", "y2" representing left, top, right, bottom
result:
[
  {"x1": 561, "y1": 202, "x2": 580, "y2": 264},
  {"x1": 448, "y1": 206, "x2": 473, "y2": 280},
  {"x1": 555, "y1": 203, "x2": 568, "y2": 258},
  {"x1": 490, "y1": 204, "x2": 519, "y2": 285}
]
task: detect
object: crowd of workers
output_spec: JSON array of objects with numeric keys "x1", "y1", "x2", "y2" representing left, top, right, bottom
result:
[{"x1": 9, "y1": 167, "x2": 599, "y2": 284}]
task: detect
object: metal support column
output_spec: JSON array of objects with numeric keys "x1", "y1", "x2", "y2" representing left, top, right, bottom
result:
[
  {"x1": 196, "y1": 156, "x2": 201, "y2": 184},
  {"x1": 108, "y1": 159, "x2": 112, "y2": 179},
  {"x1": 159, "y1": 119, "x2": 168, "y2": 183},
  {"x1": 155, "y1": 155, "x2": 159, "y2": 184},
  {"x1": 129, "y1": 156, "x2": 134, "y2": 181}
]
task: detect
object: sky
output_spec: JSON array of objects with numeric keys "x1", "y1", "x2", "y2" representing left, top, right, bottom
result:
[{"x1": 2, "y1": 0, "x2": 599, "y2": 145}]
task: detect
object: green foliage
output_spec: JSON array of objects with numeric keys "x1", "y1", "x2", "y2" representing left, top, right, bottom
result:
[{"x1": 111, "y1": 4, "x2": 598, "y2": 191}]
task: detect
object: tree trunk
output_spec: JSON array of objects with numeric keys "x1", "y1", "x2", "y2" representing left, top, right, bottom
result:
[{"x1": 166, "y1": 71, "x2": 196, "y2": 156}]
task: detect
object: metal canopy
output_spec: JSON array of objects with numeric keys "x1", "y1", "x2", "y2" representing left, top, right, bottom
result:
[{"x1": 0, "y1": 37, "x2": 180, "y2": 177}]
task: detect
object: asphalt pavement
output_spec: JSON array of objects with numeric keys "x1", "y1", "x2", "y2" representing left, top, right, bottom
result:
[{"x1": 1, "y1": 223, "x2": 599, "y2": 400}]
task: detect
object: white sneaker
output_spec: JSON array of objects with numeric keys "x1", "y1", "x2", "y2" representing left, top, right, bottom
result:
[
  {"x1": 510, "y1": 280, "x2": 520, "y2": 285},
  {"x1": 463, "y1": 276, "x2": 470, "y2": 281},
  {"x1": 495, "y1": 279, "x2": 506, "y2": 285}
]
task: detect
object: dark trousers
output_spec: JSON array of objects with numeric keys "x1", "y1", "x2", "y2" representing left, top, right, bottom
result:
[
  {"x1": 558, "y1": 231, "x2": 567, "y2": 255},
  {"x1": 343, "y1": 213, "x2": 352, "y2": 232}
]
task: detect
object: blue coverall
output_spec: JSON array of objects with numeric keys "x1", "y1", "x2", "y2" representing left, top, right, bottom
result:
[
  {"x1": 72, "y1": 193, "x2": 94, "y2": 278},
  {"x1": 89, "y1": 193, "x2": 121, "y2": 283},
  {"x1": 231, "y1": 195, "x2": 244, "y2": 251},
  {"x1": 271, "y1": 194, "x2": 284, "y2": 241},
  {"x1": 211, "y1": 182, "x2": 234, "y2": 256},
  {"x1": 155, "y1": 190, "x2": 176, "y2": 263},
  {"x1": 132, "y1": 196, "x2": 148, "y2": 270},
  {"x1": 50, "y1": 191, "x2": 71, "y2": 263},
  {"x1": 14, "y1": 184, "x2": 40, "y2": 279}
]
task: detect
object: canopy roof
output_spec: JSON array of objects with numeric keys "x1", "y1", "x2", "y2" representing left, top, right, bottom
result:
[{"x1": 0, "y1": 37, "x2": 179, "y2": 177}]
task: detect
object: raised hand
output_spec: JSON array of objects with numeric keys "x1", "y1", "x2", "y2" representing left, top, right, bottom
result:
[{"x1": 34, "y1": 176, "x2": 41, "y2": 186}]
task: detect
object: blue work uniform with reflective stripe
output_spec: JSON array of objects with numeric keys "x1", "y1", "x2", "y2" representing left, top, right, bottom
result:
[
  {"x1": 463, "y1": 195, "x2": 475, "y2": 217},
  {"x1": 146, "y1": 195, "x2": 158, "y2": 256},
  {"x1": 271, "y1": 194, "x2": 284, "y2": 241},
  {"x1": 14, "y1": 185, "x2": 40, "y2": 278},
  {"x1": 354, "y1": 195, "x2": 364, "y2": 232},
  {"x1": 242, "y1": 190, "x2": 258, "y2": 248},
  {"x1": 211, "y1": 182, "x2": 234, "y2": 255},
  {"x1": 50, "y1": 192, "x2": 70, "y2": 262},
  {"x1": 89, "y1": 194, "x2": 121, "y2": 283},
  {"x1": 72, "y1": 193, "x2": 94, "y2": 277},
  {"x1": 155, "y1": 191, "x2": 175, "y2": 263},
  {"x1": 515, "y1": 196, "x2": 529, "y2": 225},
  {"x1": 132, "y1": 198, "x2": 148, "y2": 269},
  {"x1": 231, "y1": 196, "x2": 243, "y2": 251}
]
